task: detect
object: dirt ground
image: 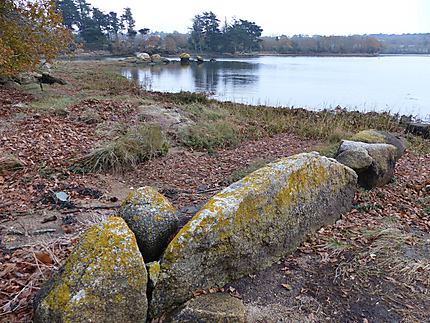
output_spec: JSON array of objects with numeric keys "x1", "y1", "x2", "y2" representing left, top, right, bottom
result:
[{"x1": 1, "y1": 63, "x2": 429, "y2": 322}]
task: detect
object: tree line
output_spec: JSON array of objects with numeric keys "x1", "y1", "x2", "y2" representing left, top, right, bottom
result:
[
  {"x1": 56, "y1": 0, "x2": 148, "y2": 50},
  {"x1": 54, "y1": 3, "x2": 390, "y2": 56}
]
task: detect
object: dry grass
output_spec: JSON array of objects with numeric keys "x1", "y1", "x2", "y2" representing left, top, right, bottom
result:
[
  {"x1": 179, "y1": 120, "x2": 239, "y2": 151},
  {"x1": 364, "y1": 227, "x2": 430, "y2": 286},
  {"x1": 75, "y1": 125, "x2": 169, "y2": 173},
  {"x1": 162, "y1": 91, "x2": 412, "y2": 153}
]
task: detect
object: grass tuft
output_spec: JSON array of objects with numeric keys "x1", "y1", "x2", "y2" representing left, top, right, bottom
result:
[
  {"x1": 179, "y1": 120, "x2": 239, "y2": 151},
  {"x1": 75, "y1": 125, "x2": 169, "y2": 173}
]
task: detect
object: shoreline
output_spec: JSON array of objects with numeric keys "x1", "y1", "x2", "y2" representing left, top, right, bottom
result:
[{"x1": 62, "y1": 52, "x2": 430, "y2": 61}]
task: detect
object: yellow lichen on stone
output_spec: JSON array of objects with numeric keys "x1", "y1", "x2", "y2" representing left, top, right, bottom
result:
[
  {"x1": 150, "y1": 153, "x2": 358, "y2": 318},
  {"x1": 148, "y1": 261, "x2": 161, "y2": 286},
  {"x1": 35, "y1": 216, "x2": 148, "y2": 323},
  {"x1": 350, "y1": 130, "x2": 386, "y2": 144},
  {"x1": 120, "y1": 186, "x2": 178, "y2": 262},
  {"x1": 164, "y1": 155, "x2": 338, "y2": 263},
  {"x1": 124, "y1": 186, "x2": 175, "y2": 214}
]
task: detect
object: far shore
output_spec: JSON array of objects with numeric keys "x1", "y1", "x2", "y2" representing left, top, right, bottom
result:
[{"x1": 62, "y1": 51, "x2": 430, "y2": 61}]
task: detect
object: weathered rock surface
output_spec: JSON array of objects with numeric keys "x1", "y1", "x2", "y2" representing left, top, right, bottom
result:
[
  {"x1": 150, "y1": 152, "x2": 357, "y2": 318},
  {"x1": 336, "y1": 140, "x2": 397, "y2": 189},
  {"x1": 120, "y1": 186, "x2": 178, "y2": 262},
  {"x1": 147, "y1": 261, "x2": 161, "y2": 289},
  {"x1": 167, "y1": 293, "x2": 246, "y2": 323},
  {"x1": 33, "y1": 217, "x2": 148, "y2": 323},
  {"x1": 138, "y1": 105, "x2": 192, "y2": 132},
  {"x1": 350, "y1": 129, "x2": 405, "y2": 160}
]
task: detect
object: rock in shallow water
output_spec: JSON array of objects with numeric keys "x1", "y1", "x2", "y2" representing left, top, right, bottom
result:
[
  {"x1": 149, "y1": 152, "x2": 357, "y2": 318},
  {"x1": 33, "y1": 217, "x2": 148, "y2": 323}
]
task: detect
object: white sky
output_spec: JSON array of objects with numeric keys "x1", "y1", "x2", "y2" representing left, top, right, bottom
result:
[{"x1": 87, "y1": 0, "x2": 430, "y2": 36}]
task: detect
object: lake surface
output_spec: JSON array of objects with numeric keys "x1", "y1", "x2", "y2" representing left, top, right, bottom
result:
[{"x1": 121, "y1": 56, "x2": 430, "y2": 120}]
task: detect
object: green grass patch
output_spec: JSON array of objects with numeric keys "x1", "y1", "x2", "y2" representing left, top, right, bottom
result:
[
  {"x1": 179, "y1": 120, "x2": 239, "y2": 152},
  {"x1": 29, "y1": 96, "x2": 77, "y2": 116}
]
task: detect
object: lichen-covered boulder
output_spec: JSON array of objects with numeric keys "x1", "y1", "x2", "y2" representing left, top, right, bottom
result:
[
  {"x1": 33, "y1": 217, "x2": 148, "y2": 323},
  {"x1": 120, "y1": 186, "x2": 178, "y2": 262},
  {"x1": 151, "y1": 54, "x2": 162, "y2": 62},
  {"x1": 336, "y1": 140, "x2": 397, "y2": 189},
  {"x1": 136, "y1": 52, "x2": 151, "y2": 61},
  {"x1": 179, "y1": 53, "x2": 191, "y2": 64},
  {"x1": 167, "y1": 293, "x2": 246, "y2": 323},
  {"x1": 350, "y1": 129, "x2": 405, "y2": 160},
  {"x1": 150, "y1": 152, "x2": 357, "y2": 318}
]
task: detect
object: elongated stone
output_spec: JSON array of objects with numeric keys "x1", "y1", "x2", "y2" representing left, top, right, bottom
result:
[{"x1": 150, "y1": 152, "x2": 357, "y2": 318}]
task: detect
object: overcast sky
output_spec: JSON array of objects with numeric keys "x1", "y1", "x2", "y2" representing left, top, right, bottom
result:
[{"x1": 87, "y1": 0, "x2": 430, "y2": 36}]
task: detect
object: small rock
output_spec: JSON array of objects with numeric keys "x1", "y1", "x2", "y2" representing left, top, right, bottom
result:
[
  {"x1": 120, "y1": 186, "x2": 179, "y2": 262},
  {"x1": 151, "y1": 54, "x2": 162, "y2": 62},
  {"x1": 136, "y1": 52, "x2": 151, "y2": 61},
  {"x1": 179, "y1": 53, "x2": 191, "y2": 64},
  {"x1": 55, "y1": 192, "x2": 69, "y2": 202},
  {"x1": 336, "y1": 140, "x2": 397, "y2": 189},
  {"x1": 167, "y1": 293, "x2": 246, "y2": 323}
]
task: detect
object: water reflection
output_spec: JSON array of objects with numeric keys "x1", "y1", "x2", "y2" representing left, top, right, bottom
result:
[
  {"x1": 121, "y1": 56, "x2": 430, "y2": 119},
  {"x1": 122, "y1": 60, "x2": 260, "y2": 95}
]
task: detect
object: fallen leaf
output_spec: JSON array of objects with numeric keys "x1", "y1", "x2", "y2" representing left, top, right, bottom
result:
[{"x1": 34, "y1": 251, "x2": 53, "y2": 265}]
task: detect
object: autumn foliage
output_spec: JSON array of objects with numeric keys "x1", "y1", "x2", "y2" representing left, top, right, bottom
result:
[{"x1": 0, "y1": 0, "x2": 72, "y2": 77}]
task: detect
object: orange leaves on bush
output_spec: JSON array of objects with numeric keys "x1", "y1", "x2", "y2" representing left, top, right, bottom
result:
[{"x1": 0, "y1": 0, "x2": 72, "y2": 76}]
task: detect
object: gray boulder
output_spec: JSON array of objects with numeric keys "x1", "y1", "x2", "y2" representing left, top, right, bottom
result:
[
  {"x1": 350, "y1": 129, "x2": 405, "y2": 160},
  {"x1": 33, "y1": 217, "x2": 148, "y2": 323},
  {"x1": 336, "y1": 140, "x2": 397, "y2": 189},
  {"x1": 149, "y1": 152, "x2": 357, "y2": 318},
  {"x1": 120, "y1": 186, "x2": 178, "y2": 262},
  {"x1": 167, "y1": 293, "x2": 246, "y2": 323}
]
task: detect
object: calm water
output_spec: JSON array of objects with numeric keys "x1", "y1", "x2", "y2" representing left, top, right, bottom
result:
[{"x1": 122, "y1": 56, "x2": 430, "y2": 120}]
